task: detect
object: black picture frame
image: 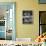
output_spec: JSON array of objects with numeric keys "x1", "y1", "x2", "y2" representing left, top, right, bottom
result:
[
  {"x1": 39, "y1": 0, "x2": 46, "y2": 4},
  {"x1": 22, "y1": 10, "x2": 33, "y2": 24}
]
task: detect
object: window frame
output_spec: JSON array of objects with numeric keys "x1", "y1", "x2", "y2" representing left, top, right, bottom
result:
[
  {"x1": 39, "y1": 0, "x2": 46, "y2": 4},
  {"x1": 39, "y1": 11, "x2": 46, "y2": 35}
]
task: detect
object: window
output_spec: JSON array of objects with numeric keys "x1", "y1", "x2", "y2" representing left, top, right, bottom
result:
[
  {"x1": 39, "y1": 0, "x2": 46, "y2": 4},
  {"x1": 0, "y1": 2, "x2": 16, "y2": 40},
  {"x1": 39, "y1": 11, "x2": 46, "y2": 35}
]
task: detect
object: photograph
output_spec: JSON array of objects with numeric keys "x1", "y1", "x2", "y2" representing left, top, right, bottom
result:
[
  {"x1": 23, "y1": 11, "x2": 33, "y2": 24},
  {"x1": 0, "y1": 0, "x2": 46, "y2": 45}
]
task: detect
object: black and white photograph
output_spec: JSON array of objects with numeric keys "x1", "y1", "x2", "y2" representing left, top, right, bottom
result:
[{"x1": 23, "y1": 11, "x2": 33, "y2": 24}]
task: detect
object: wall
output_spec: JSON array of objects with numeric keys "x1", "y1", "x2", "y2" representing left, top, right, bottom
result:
[
  {"x1": 0, "y1": 0, "x2": 42, "y2": 40},
  {"x1": 16, "y1": 0, "x2": 39, "y2": 40}
]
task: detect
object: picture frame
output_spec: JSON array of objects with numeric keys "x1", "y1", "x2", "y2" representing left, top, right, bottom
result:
[{"x1": 22, "y1": 10, "x2": 33, "y2": 24}]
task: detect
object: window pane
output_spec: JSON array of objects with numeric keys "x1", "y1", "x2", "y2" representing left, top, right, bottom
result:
[
  {"x1": 39, "y1": 11, "x2": 46, "y2": 24},
  {"x1": 0, "y1": 26, "x2": 5, "y2": 31},
  {"x1": 0, "y1": 21, "x2": 5, "y2": 26},
  {"x1": 40, "y1": 25, "x2": 46, "y2": 34},
  {"x1": 39, "y1": 0, "x2": 46, "y2": 4},
  {"x1": 0, "y1": 32, "x2": 5, "y2": 40}
]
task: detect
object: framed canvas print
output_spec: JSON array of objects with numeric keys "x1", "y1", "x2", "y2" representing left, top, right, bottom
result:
[
  {"x1": 39, "y1": 0, "x2": 46, "y2": 4},
  {"x1": 22, "y1": 10, "x2": 33, "y2": 24},
  {"x1": 0, "y1": 2, "x2": 16, "y2": 40},
  {"x1": 39, "y1": 11, "x2": 46, "y2": 35}
]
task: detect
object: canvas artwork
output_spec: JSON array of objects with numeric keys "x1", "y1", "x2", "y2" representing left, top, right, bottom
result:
[{"x1": 0, "y1": 2, "x2": 16, "y2": 40}]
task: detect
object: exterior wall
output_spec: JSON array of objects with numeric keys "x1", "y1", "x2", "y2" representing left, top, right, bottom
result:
[{"x1": 0, "y1": 0, "x2": 45, "y2": 40}]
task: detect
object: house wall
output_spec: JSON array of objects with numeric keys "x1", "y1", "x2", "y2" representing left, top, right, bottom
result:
[{"x1": 0, "y1": 0, "x2": 45, "y2": 40}]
